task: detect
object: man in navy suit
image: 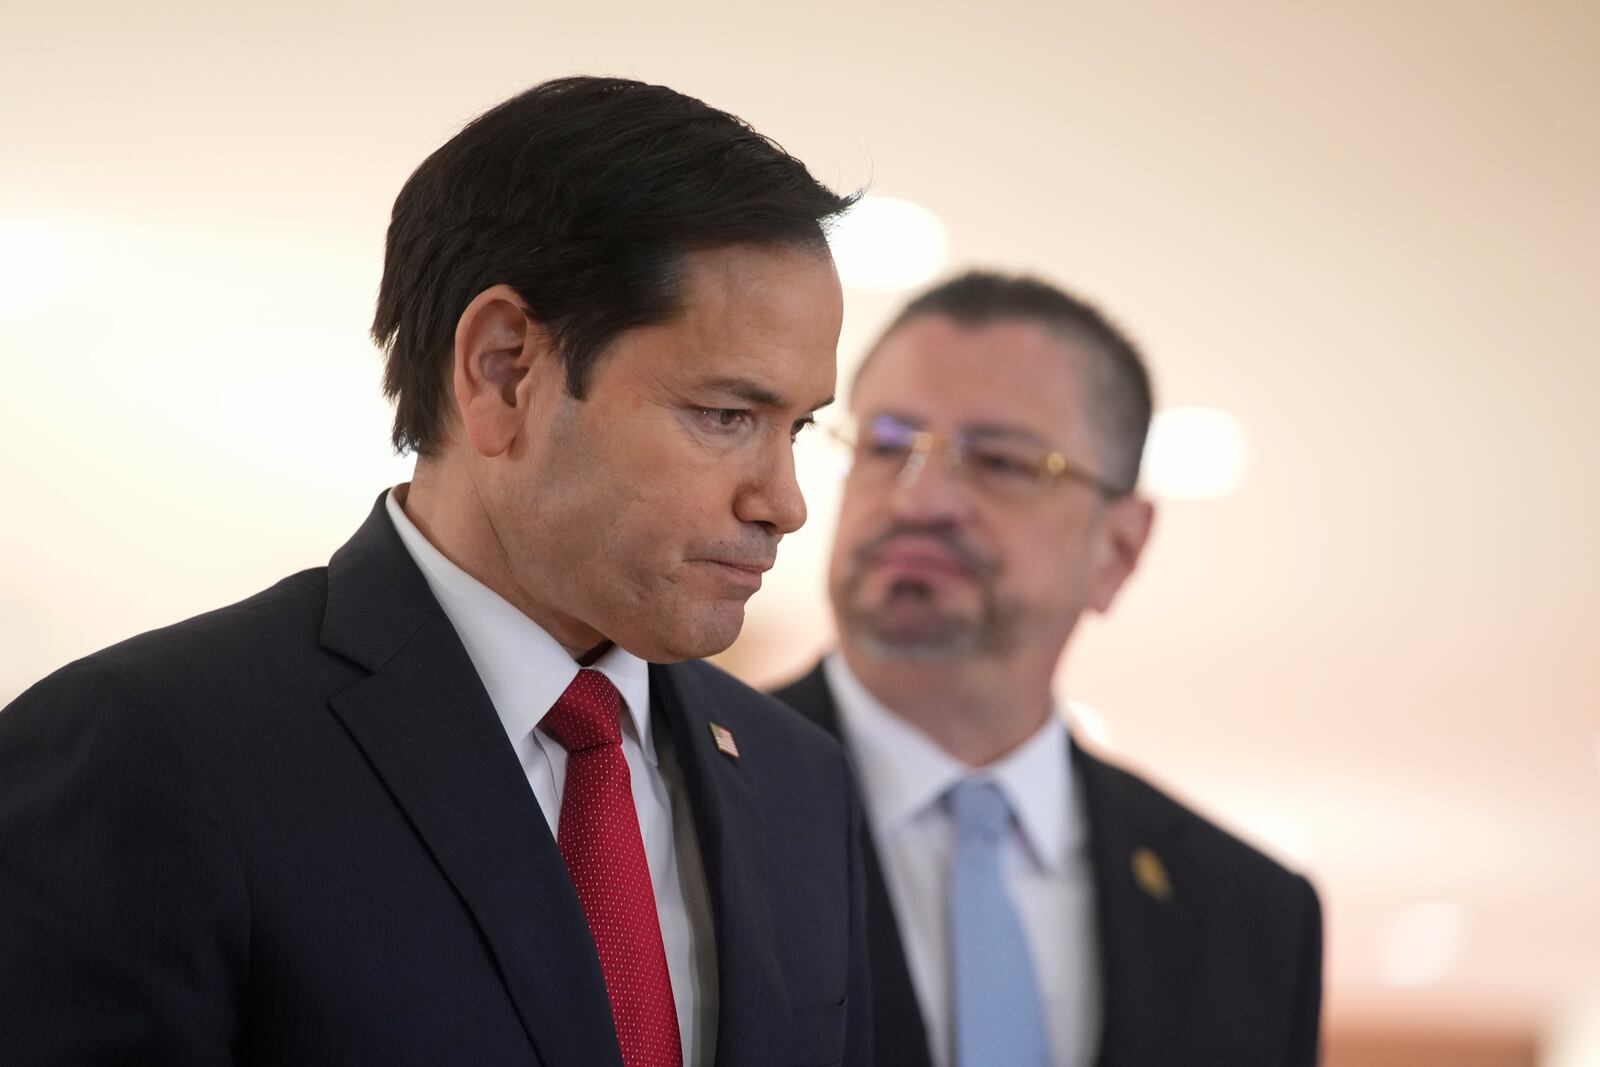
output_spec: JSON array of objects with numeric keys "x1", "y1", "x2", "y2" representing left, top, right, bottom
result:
[
  {"x1": 0, "y1": 77, "x2": 868, "y2": 1066},
  {"x1": 773, "y1": 272, "x2": 1322, "y2": 1066}
]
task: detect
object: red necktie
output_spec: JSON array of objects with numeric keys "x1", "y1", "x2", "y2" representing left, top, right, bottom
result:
[{"x1": 540, "y1": 669, "x2": 683, "y2": 1067}]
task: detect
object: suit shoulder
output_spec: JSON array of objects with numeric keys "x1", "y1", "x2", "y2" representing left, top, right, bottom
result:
[
  {"x1": 2, "y1": 568, "x2": 336, "y2": 803},
  {"x1": 766, "y1": 661, "x2": 844, "y2": 746},
  {"x1": 767, "y1": 670, "x2": 814, "y2": 710},
  {"x1": 13, "y1": 568, "x2": 330, "y2": 712},
  {"x1": 1081, "y1": 745, "x2": 1315, "y2": 901}
]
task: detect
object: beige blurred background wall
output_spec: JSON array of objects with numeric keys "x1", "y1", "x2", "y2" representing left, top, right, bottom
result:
[{"x1": 3, "y1": 2, "x2": 1597, "y2": 1061}]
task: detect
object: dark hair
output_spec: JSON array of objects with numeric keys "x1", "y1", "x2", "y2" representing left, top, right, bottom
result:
[
  {"x1": 862, "y1": 271, "x2": 1155, "y2": 492},
  {"x1": 373, "y1": 76, "x2": 857, "y2": 456}
]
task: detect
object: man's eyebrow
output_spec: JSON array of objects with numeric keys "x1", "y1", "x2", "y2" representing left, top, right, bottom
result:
[
  {"x1": 961, "y1": 421, "x2": 1052, "y2": 444},
  {"x1": 866, "y1": 411, "x2": 1052, "y2": 446},
  {"x1": 698, "y1": 377, "x2": 784, "y2": 407},
  {"x1": 699, "y1": 377, "x2": 835, "y2": 412}
]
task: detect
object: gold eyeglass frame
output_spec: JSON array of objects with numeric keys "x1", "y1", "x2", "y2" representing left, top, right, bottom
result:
[{"x1": 824, "y1": 418, "x2": 1129, "y2": 499}]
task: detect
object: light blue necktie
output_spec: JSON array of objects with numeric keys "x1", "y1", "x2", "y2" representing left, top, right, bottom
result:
[{"x1": 948, "y1": 778, "x2": 1052, "y2": 1067}]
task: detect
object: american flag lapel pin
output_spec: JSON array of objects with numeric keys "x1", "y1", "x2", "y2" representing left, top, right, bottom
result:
[{"x1": 708, "y1": 722, "x2": 740, "y2": 759}]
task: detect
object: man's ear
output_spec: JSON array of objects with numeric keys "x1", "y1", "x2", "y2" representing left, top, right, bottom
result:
[
  {"x1": 451, "y1": 284, "x2": 552, "y2": 458},
  {"x1": 1086, "y1": 495, "x2": 1155, "y2": 614}
]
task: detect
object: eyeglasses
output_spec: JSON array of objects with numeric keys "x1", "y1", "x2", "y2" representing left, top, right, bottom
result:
[{"x1": 828, "y1": 413, "x2": 1127, "y2": 500}]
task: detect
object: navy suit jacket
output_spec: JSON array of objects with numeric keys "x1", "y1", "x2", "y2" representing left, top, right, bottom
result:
[
  {"x1": 773, "y1": 662, "x2": 1321, "y2": 1067},
  {"x1": 0, "y1": 499, "x2": 870, "y2": 1066}
]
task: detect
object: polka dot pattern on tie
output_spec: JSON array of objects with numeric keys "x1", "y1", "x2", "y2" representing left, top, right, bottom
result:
[{"x1": 541, "y1": 669, "x2": 683, "y2": 1067}]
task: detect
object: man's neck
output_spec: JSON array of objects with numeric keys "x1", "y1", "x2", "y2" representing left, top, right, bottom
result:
[
  {"x1": 399, "y1": 465, "x2": 607, "y2": 659},
  {"x1": 839, "y1": 644, "x2": 1059, "y2": 768}
]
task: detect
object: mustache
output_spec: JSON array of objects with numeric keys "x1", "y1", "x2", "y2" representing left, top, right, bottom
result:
[
  {"x1": 695, "y1": 534, "x2": 780, "y2": 570},
  {"x1": 852, "y1": 523, "x2": 997, "y2": 578}
]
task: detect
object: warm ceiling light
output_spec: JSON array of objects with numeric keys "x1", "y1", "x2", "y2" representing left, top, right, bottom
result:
[
  {"x1": 1379, "y1": 902, "x2": 1468, "y2": 988},
  {"x1": 826, "y1": 196, "x2": 948, "y2": 292},
  {"x1": 0, "y1": 220, "x2": 60, "y2": 318},
  {"x1": 1141, "y1": 406, "x2": 1250, "y2": 500}
]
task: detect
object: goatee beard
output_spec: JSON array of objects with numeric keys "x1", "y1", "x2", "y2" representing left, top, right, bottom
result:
[{"x1": 839, "y1": 576, "x2": 1020, "y2": 663}]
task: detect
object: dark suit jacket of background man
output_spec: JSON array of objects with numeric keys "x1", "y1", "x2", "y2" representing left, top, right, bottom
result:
[
  {"x1": 0, "y1": 498, "x2": 870, "y2": 1067},
  {"x1": 774, "y1": 662, "x2": 1321, "y2": 1067}
]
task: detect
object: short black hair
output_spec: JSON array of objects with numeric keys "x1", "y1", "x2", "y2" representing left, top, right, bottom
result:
[
  {"x1": 862, "y1": 271, "x2": 1155, "y2": 493},
  {"x1": 374, "y1": 76, "x2": 857, "y2": 456}
]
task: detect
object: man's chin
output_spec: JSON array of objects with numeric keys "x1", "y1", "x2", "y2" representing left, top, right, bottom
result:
[
  {"x1": 863, "y1": 592, "x2": 976, "y2": 633},
  {"x1": 843, "y1": 605, "x2": 983, "y2": 663},
  {"x1": 617, "y1": 601, "x2": 747, "y2": 664}
]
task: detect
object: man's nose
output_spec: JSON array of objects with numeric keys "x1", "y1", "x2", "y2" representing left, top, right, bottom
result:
[
  {"x1": 737, "y1": 439, "x2": 808, "y2": 537},
  {"x1": 888, "y1": 444, "x2": 974, "y2": 526}
]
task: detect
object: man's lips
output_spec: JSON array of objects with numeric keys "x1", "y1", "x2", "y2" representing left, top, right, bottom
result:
[
  {"x1": 698, "y1": 558, "x2": 773, "y2": 593},
  {"x1": 866, "y1": 539, "x2": 976, "y2": 579}
]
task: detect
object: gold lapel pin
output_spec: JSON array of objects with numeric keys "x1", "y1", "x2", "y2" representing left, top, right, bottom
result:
[
  {"x1": 1131, "y1": 847, "x2": 1173, "y2": 903},
  {"x1": 708, "y1": 722, "x2": 740, "y2": 760}
]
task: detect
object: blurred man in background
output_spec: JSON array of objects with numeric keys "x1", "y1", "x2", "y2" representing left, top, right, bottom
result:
[
  {"x1": 0, "y1": 77, "x2": 870, "y2": 1066},
  {"x1": 775, "y1": 271, "x2": 1321, "y2": 1066}
]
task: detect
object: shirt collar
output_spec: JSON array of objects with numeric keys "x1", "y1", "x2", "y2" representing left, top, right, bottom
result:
[
  {"x1": 385, "y1": 487, "x2": 654, "y2": 761},
  {"x1": 824, "y1": 650, "x2": 1073, "y2": 873}
]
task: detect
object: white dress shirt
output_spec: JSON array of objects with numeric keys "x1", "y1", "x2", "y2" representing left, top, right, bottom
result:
[
  {"x1": 387, "y1": 488, "x2": 717, "y2": 1066},
  {"x1": 824, "y1": 652, "x2": 1101, "y2": 1067}
]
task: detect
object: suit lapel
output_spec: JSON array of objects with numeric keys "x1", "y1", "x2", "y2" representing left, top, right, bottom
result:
[
  {"x1": 321, "y1": 498, "x2": 621, "y2": 1067},
  {"x1": 784, "y1": 660, "x2": 1217, "y2": 1067},
  {"x1": 1075, "y1": 742, "x2": 1198, "y2": 1067},
  {"x1": 773, "y1": 663, "x2": 934, "y2": 1067},
  {"x1": 652, "y1": 662, "x2": 789, "y2": 1067},
  {"x1": 859, "y1": 825, "x2": 935, "y2": 1066}
]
